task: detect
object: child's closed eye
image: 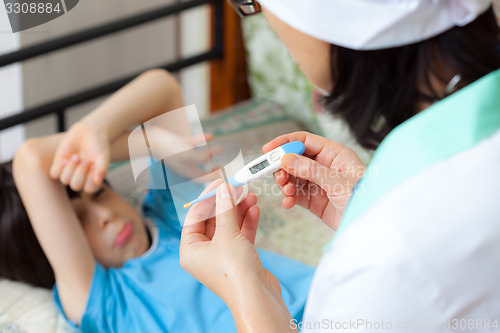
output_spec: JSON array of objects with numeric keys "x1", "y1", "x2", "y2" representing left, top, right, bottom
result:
[
  {"x1": 74, "y1": 206, "x2": 87, "y2": 223},
  {"x1": 92, "y1": 187, "x2": 106, "y2": 200}
]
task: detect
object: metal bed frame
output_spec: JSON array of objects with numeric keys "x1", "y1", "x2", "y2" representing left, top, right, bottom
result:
[{"x1": 0, "y1": 0, "x2": 224, "y2": 132}]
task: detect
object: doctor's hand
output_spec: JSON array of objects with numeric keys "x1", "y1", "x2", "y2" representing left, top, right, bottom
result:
[
  {"x1": 264, "y1": 131, "x2": 366, "y2": 231},
  {"x1": 180, "y1": 181, "x2": 284, "y2": 310}
]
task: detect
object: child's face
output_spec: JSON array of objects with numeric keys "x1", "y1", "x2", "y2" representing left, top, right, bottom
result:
[{"x1": 70, "y1": 186, "x2": 150, "y2": 268}]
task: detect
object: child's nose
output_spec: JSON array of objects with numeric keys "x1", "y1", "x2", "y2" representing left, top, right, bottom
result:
[
  {"x1": 99, "y1": 218, "x2": 110, "y2": 229},
  {"x1": 95, "y1": 205, "x2": 114, "y2": 229}
]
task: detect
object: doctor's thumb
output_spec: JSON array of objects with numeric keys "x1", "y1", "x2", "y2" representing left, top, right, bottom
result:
[
  {"x1": 214, "y1": 183, "x2": 239, "y2": 238},
  {"x1": 282, "y1": 154, "x2": 341, "y2": 191}
]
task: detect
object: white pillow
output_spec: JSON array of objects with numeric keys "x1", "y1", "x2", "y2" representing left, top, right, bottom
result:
[{"x1": 0, "y1": 279, "x2": 75, "y2": 333}]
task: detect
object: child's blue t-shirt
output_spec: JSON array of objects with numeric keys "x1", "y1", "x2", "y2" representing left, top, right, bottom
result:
[{"x1": 53, "y1": 166, "x2": 315, "y2": 332}]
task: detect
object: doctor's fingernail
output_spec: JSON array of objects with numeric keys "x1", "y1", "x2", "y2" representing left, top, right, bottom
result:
[{"x1": 283, "y1": 154, "x2": 300, "y2": 170}]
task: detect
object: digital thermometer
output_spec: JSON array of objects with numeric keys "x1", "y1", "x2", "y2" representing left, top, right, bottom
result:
[{"x1": 183, "y1": 141, "x2": 305, "y2": 208}]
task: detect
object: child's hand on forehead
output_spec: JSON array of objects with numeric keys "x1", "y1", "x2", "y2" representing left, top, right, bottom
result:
[{"x1": 49, "y1": 121, "x2": 110, "y2": 193}]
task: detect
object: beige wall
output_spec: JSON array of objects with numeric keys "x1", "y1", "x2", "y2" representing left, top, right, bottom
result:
[
  {"x1": 20, "y1": 0, "x2": 209, "y2": 138},
  {"x1": 0, "y1": 6, "x2": 23, "y2": 162}
]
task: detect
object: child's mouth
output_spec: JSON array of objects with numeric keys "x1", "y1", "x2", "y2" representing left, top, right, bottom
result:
[{"x1": 114, "y1": 222, "x2": 135, "y2": 247}]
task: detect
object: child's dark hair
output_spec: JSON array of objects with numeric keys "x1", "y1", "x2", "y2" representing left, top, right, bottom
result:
[
  {"x1": 0, "y1": 161, "x2": 55, "y2": 288},
  {"x1": 325, "y1": 7, "x2": 500, "y2": 150},
  {"x1": 0, "y1": 160, "x2": 109, "y2": 289}
]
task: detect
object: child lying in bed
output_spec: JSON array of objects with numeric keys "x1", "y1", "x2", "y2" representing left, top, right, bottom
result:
[{"x1": 2, "y1": 69, "x2": 314, "y2": 332}]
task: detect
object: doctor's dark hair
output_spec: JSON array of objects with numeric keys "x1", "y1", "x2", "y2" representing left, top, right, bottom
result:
[
  {"x1": 325, "y1": 7, "x2": 500, "y2": 150},
  {"x1": 0, "y1": 161, "x2": 109, "y2": 289}
]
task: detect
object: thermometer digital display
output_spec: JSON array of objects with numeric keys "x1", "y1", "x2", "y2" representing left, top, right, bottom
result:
[
  {"x1": 249, "y1": 160, "x2": 270, "y2": 174},
  {"x1": 183, "y1": 141, "x2": 305, "y2": 208}
]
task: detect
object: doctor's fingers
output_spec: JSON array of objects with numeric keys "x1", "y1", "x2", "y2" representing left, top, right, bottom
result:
[
  {"x1": 184, "y1": 179, "x2": 224, "y2": 227},
  {"x1": 273, "y1": 169, "x2": 289, "y2": 187},
  {"x1": 240, "y1": 203, "x2": 260, "y2": 244},
  {"x1": 204, "y1": 182, "x2": 248, "y2": 239},
  {"x1": 278, "y1": 175, "x2": 310, "y2": 209},
  {"x1": 265, "y1": 132, "x2": 364, "y2": 175},
  {"x1": 236, "y1": 192, "x2": 257, "y2": 226},
  {"x1": 281, "y1": 154, "x2": 347, "y2": 196},
  {"x1": 213, "y1": 184, "x2": 240, "y2": 240},
  {"x1": 263, "y1": 131, "x2": 343, "y2": 158},
  {"x1": 182, "y1": 199, "x2": 218, "y2": 244}
]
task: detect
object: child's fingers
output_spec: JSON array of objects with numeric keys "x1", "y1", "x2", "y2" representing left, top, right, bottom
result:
[
  {"x1": 207, "y1": 144, "x2": 224, "y2": 159},
  {"x1": 49, "y1": 137, "x2": 77, "y2": 179},
  {"x1": 193, "y1": 169, "x2": 223, "y2": 184},
  {"x1": 50, "y1": 157, "x2": 66, "y2": 180},
  {"x1": 170, "y1": 163, "x2": 205, "y2": 181},
  {"x1": 186, "y1": 162, "x2": 208, "y2": 180},
  {"x1": 187, "y1": 133, "x2": 215, "y2": 147},
  {"x1": 189, "y1": 148, "x2": 212, "y2": 165},
  {"x1": 50, "y1": 149, "x2": 72, "y2": 180},
  {"x1": 59, "y1": 154, "x2": 80, "y2": 185},
  {"x1": 50, "y1": 158, "x2": 68, "y2": 180},
  {"x1": 92, "y1": 152, "x2": 109, "y2": 186},
  {"x1": 204, "y1": 133, "x2": 214, "y2": 142},
  {"x1": 69, "y1": 160, "x2": 89, "y2": 192},
  {"x1": 83, "y1": 169, "x2": 99, "y2": 194}
]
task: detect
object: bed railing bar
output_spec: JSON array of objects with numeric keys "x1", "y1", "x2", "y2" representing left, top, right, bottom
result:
[
  {"x1": 214, "y1": 0, "x2": 225, "y2": 58},
  {"x1": 0, "y1": 50, "x2": 219, "y2": 131},
  {"x1": 161, "y1": 50, "x2": 219, "y2": 73},
  {"x1": 0, "y1": 0, "x2": 219, "y2": 68},
  {"x1": 57, "y1": 110, "x2": 66, "y2": 132}
]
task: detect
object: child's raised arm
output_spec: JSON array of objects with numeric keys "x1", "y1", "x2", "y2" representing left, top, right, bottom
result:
[{"x1": 13, "y1": 134, "x2": 95, "y2": 325}]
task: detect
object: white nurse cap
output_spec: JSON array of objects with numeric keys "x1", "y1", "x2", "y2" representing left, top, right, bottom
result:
[{"x1": 258, "y1": 0, "x2": 492, "y2": 50}]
